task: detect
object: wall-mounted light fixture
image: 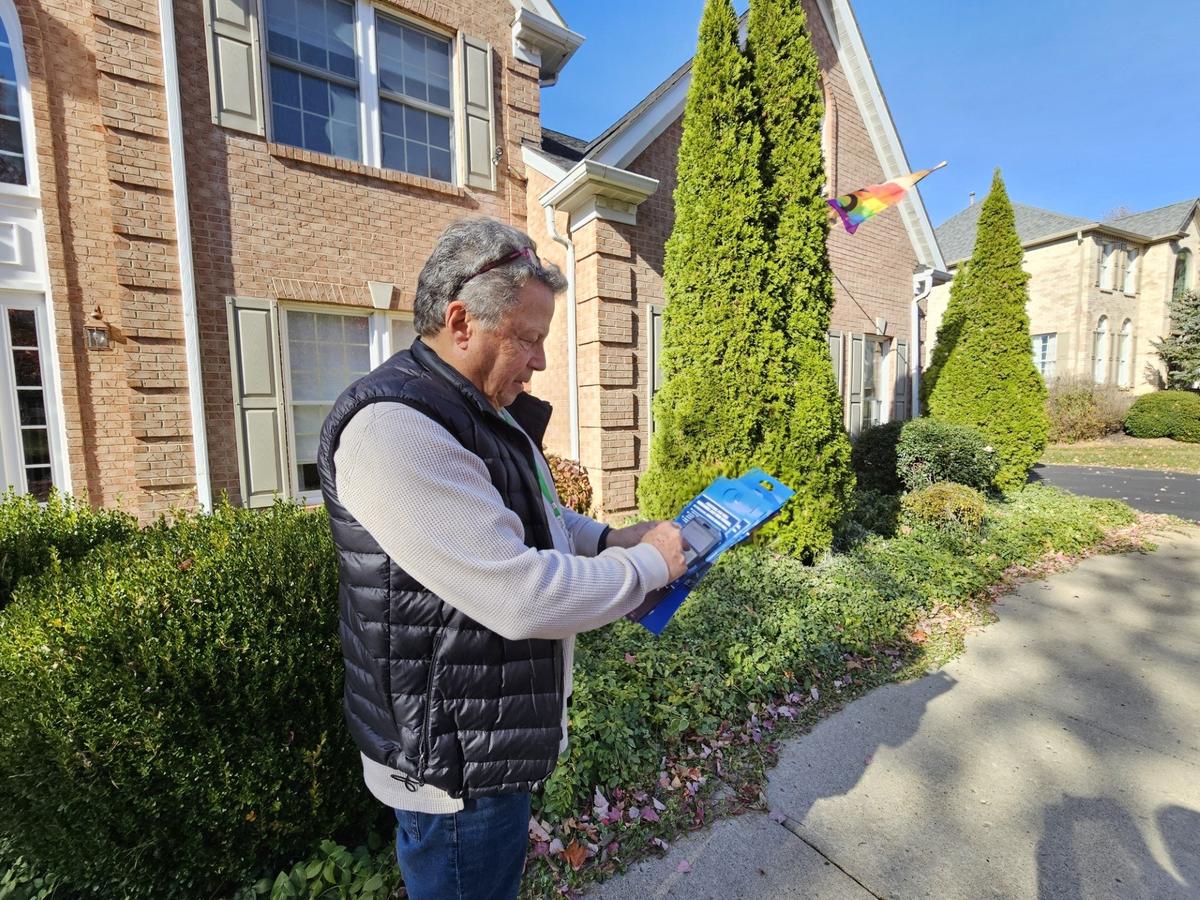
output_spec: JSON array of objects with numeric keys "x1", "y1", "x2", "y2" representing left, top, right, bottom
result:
[
  {"x1": 874, "y1": 316, "x2": 888, "y2": 336},
  {"x1": 85, "y1": 305, "x2": 111, "y2": 350}
]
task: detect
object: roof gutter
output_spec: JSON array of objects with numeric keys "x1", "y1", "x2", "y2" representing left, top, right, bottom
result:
[{"x1": 158, "y1": 0, "x2": 212, "y2": 511}]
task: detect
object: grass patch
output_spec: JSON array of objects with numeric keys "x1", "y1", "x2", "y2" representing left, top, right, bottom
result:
[{"x1": 1041, "y1": 434, "x2": 1200, "y2": 474}]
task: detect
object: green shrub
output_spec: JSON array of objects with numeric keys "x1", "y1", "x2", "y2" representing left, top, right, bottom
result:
[
  {"x1": 1046, "y1": 376, "x2": 1134, "y2": 443},
  {"x1": 851, "y1": 422, "x2": 904, "y2": 494},
  {"x1": 545, "y1": 453, "x2": 593, "y2": 515},
  {"x1": 834, "y1": 489, "x2": 901, "y2": 551},
  {"x1": 1124, "y1": 391, "x2": 1200, "y2": 442},
  {"x1": 0, "y1": 501, "x2": 376, "y2": 899},
  {"x1": 926, "y1": 170, "x2": 1050, "y2": 489},
  {"x1": 895, "y1": 418, "x2": 999, "y2": 493},
  {"x1": 234, "y1": 836, "x2": 398, "y2": 900},
  {"x1": 0, "y1": 836, "x2": 61, "y2": 900},
  {"x1": 0, "y1": 490, "x2": 137, "y2": 608},
  {"x1": 901, "y1": 483, "x2": 986, "y2": 532}
]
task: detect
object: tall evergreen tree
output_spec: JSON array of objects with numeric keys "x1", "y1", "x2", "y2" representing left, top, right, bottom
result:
[
  {"x1": 927, "y1": 170, "x2": 1049, "y2": 490},
  {"x1": 747, "y1": 0, "x2": 853, "y2": 557},
  {"x1": 1153, "y1": 289, "x2": 1200, "y2": 390},
  {"x1": 921, "y1": 261, "x2": 970, "y2": 407},
  {"x1": 638, "y1": 0, "x2": 771, "y2": 520}
]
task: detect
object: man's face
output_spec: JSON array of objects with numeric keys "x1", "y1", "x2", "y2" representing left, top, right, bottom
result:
[{"x1": 472, "y1": 279, "x2": 555, "y2": 409}]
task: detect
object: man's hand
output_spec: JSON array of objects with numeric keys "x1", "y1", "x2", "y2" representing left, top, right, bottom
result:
[
  {"x1": 638, "y1": 521, "x2": 689, "y2": 581},
  {"x1": 603, "y1": 521, "x2": 657, "y2": 550}
]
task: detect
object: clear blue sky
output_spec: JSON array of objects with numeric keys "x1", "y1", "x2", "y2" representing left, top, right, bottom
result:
[{"x1": 542, "y1": 0, "x2": 1200, "y2": 228}]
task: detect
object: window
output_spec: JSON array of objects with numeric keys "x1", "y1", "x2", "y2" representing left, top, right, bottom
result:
[
  {"x1": 391, "y1": 316, "x2": 416, "y2": 355},
  {"x1": 263, "y1": 0, "x2": 456, "y2": 183},
  {"x1": 1122, "y1": 247, "x2": 1139, "y2": 294},
  {"x1": 377, "y1": 14, "x2": 453, "y2": 182},
  {"x1": 1, "y1": 301, "x2": 55, "y2": 500},
  {"x1": 0, "y1": 13, "x2": 25, "y2": 185},
  {"x1": 1093, "y1": 316, "x2": 1109, "y2": 383},
  {"x1": 265, "y1": 0, "x2": 360, "y2": 160},
  {"x1": 1175, "y1": 250, "x2": 1192, "y2": 300},
  {"x1": 1098, "y1": 243, "x2": 1115, "y2": 290},
  {"x1": 1116, "y1": 319, "x2": 1133, "y2": 388},
  {"x1": 1031, "y1": 332, "x2": 1057, "y2": 381},
  {"x1": 861, "y1": 337, "x2": 887, "y2": 429}
]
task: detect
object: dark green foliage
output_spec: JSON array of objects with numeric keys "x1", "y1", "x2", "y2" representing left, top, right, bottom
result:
[
  {"x1": 1045, "y1": 376, "x2": 1134, "y2": 443},
  {"x1": 927, "y1": 171, "x2": 1050, "y2": 489},
  {"x1": 1124, "y1": 390, "x2": 1200, "y2": 442},
  {"x1": 901, "y1": 483, "x2": 986, "y2": 532},
  {"x1": 539, "y1": 484, "x2": 1134, "y2": 818},
  {"x1": 851, "y1": 422, "x2": 904, "y2": 494},
  {"x1": 0, "y1": 490, "x2": 136, "y2": 608},
  {"x1": 1153, "y1": 290, "x2": 1200, "y2": 390},
  {"x1": 0, "y1": 501, "x2": 377, "y2": 898},
  {"x1": 639, "y1": 0, "x2": 852, "y2": 560},
  {"x1": 745, "y1": 0, "x2": 854, "y2": 555},
  {"x1": 638, "y1": 0, "x2": 771, "y2": 522},
  {"x1": 233, "y1": 836, "x2": 398, "y2": 900},
  {"x1": 896, "y1": 418, "x2": 999, "y2": 492}
]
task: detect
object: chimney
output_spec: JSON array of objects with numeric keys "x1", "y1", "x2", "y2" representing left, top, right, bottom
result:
[{"x1": 968, "y1": 191, "x2": 976, "y2": 206}]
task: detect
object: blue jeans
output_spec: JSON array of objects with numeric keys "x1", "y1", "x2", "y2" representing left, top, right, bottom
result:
[{"x1": 394, "y1": 792, "x2": 531, "y2": 900}]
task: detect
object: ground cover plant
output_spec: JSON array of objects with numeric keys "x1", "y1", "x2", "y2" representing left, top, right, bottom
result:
[{"x1": 0, "y1": 485, "x2": 1153, "y2": 899}]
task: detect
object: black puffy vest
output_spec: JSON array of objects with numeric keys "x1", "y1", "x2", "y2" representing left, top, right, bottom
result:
[{"x1": 316, "y1": 338, "x2": 563, "y2": 799}]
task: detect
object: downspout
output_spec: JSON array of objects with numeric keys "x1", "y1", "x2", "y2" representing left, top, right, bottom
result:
[
  {"x1": 911, "y1": 268, "x2": 934, "y2": 418},
  {"x1": 543, "y1": 204, "x2": 580, "y2": 461},
  {"x1": 158, "y1": 0, "x2": 212, "y2": 511}
]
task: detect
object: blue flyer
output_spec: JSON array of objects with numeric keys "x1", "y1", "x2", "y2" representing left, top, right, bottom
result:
[{"x1": 627, "y1": 468, "x2": 795, "y2": 635}]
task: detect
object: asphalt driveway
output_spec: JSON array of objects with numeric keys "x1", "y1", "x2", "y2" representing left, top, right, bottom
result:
[{"x1": 1031, "y1": 464, "x2": 1200, "y2": 521}]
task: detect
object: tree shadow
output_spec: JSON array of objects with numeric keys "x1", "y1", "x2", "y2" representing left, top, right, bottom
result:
[{"x1": 1036, "y1": 797, "x2": 1197, "y2": 899}]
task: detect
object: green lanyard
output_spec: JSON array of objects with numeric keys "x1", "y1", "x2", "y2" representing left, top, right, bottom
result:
[{"x1": 500, "y1": 410, "x2": 564, "y2": 525}]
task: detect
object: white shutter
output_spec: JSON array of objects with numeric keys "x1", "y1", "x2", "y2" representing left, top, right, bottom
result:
[
  {"x1": 459, "y1": 34, "x2": 495, "y2": 190},
  {"x1": 203, "y1": 0, "x2": 265, "y2": 135},
  {"x1": 848, "y1": 333, "x2": 864, "y2": 435},
  {"x1": 227, "y1": 297, "x2": 287, "y2": 507},
  {"x1": 894, "y1": 338, "x2": 909, "y2": 421}
]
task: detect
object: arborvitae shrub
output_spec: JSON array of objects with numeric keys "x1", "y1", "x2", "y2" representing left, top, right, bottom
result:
[
  {"x1": 0, "y1": 489, "x2": 137, "y2": 608},
  {"x1": 1124, "y1": 390, "x2": 1200, "y2": 442},
  {"x1": 0, "y1": 501, "x2": 376, "y2": 898},
  {"x1": 927, "y1": 171, "x2": 1049, "y2": 489},
  {"x1": 896, "y1": 418, "x2": 999, "y2": 493},
  {"x1": 851, "y1": 422, "x2": 905, "y2": 494}
]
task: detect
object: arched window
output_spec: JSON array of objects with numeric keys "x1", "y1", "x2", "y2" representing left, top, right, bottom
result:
[
  {"x1": 0, "y1": 11, "x2": 26, "y2": 185},
  {"x1": 1116, "y1": 319, "x2": 1133, "y2": 388},
  {"x1": 1175, "y1": 250, "x2": 1192, "y2": 300},
  {"x1": 1093, "y1": 316, "x2": 1110, "y2": 383}
]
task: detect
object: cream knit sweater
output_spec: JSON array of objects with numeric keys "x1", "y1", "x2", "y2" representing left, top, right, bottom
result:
[{"x1": 334, "y1": 402, "x2": 671, "y2": 813}]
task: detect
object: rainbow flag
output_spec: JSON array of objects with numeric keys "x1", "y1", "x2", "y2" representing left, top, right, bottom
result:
[{"x1": 827, "y1": 161, "x2": 947, "y2": 234}]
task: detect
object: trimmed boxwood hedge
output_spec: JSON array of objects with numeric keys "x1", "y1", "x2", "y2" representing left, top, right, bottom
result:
[
  {"x1": 1124, "y1": 391, "x2": 1200, "y2": 442},
  {"x1": 895, "y1": 418, "x2": 1000, "y2": 493}
]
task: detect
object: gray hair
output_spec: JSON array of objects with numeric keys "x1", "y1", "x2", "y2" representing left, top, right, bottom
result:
[{"x1": 413, "y1": 217, "x2": 567, "y2": 336}]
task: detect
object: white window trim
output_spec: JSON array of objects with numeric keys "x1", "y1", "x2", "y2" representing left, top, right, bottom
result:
[
  {"x1": 0, "y1": 0, "x2": 39, "y2": 201},
  {"x1": 0, "y1": 293, "x2": 68, "y2": 498},
  {"x1": 1099, "y1": 242, "x2": 1115, "y2": 292},
  {"x1": 260, "y1": 0, "x2": 461, "y2": 185},
  {"x1": 1032, "y1": 332, "x2": 1057, "y2": 381},
  {"x1": 1122, "y1": 247, "x2": 1139, "y2": 295},
  {"x1": 277, "y1": 302, "x2": 414, "y2": 503}
]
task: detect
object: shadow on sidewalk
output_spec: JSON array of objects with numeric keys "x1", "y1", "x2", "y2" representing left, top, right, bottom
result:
[{"x1": 1036, "y1": 797, "x2": 1199, "y2": 899}]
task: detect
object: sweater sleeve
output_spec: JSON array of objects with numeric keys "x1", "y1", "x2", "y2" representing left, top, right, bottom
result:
[{"x1": 334, "y1": 402, "x2": 671, "y2": 641}]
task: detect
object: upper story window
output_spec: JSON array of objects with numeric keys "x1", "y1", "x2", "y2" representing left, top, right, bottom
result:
[
  {"x1": 1098, "y1": 242, "x2": 1115, "y2": 291},
  {"x1": 1122, "y1": 247, "x2": 1139, "y2": 294},
  {"x1": 262, "y1": 0, "x2": 455, "y2": 183},
  {"x1": 0, "y1": 14, "x2": 25, "y2": 185},
  {"x1": 1175, "y1": 249, "x2": 1192, "y2": 300}
]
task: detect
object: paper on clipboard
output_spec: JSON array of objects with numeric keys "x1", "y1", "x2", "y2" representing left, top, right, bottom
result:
[{"x1": 626, "y1": 468, "x2": 795, "y2": 635}]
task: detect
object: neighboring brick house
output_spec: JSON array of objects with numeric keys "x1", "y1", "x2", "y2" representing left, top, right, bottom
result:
[
  {"x1": 1, "y1": 0, "x2": 581, "y2": 517},
  {"x1": 928, "y1": 197, "x2": 1200, "y2": 395},
  {"x1": 522, "y1": 0, "x2": 946, "y2": 517}
]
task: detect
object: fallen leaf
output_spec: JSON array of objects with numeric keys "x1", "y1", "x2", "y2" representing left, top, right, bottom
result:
[
  {"x1": 651, "y1": 837, "x2": 669, "y2": 851},
  {"x1": 769, "y1": 811, "x2": 787, "y2": 824},
  {"x1": 810, "y1": 686, "x2": 820, "y2": 702},
  {"x1": 641, "y1": 805, "x2": 660, "y2": 823},
  {"x1": 653, "y1": 798, "x2": 666, "y2": 811},
  {"x1": 562, "y1": 841, "x2": 588, "y2": 871},
  {"x1": 592, "y1": 787, "x2": 609, "y2": 821},
  {"x1": 549, "y1": 838, "x2": 564, "y2": 855},
  {"x1": 178, "y1": 558, "x2": 193, "y2": 571},
  {"x1": 624, "y1": 652, "x2": 636, "y2": 664},
  {"x1": 529, "y1": 817, "x2": 552, "y2": 842},
  {"x1": 676, "y1": 860, "x2": 692, "y2": 874},
  {"x1": 911, "y1": 629, "x2": 928, "y2": 644}
]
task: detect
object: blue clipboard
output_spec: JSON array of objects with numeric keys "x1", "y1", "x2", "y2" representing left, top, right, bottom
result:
[{"x1": 627, "y1": 468, "x2": 795, "y2": 635}]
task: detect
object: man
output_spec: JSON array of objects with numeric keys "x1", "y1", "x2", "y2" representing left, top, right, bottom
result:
[{"x1": 317, "y1": 217, "x2": 687, "y2": 900}]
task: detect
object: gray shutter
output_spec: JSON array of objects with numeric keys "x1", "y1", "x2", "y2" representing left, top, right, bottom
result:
[
  {"x1": 848, "y1": 333, "x2": 864, "y2": 435},
  {"x1": 894, "y1": 338, "x2": 909, "y2": 421},
  {"x1": 203, "y1": 0, "x2": 265, "y2": 135},
  {"x1": 227, "y1": 297, "x2": 287, "y2": 507},
  {"x1": 827, "y1": 331, "x2": 843, "y2": 395},
  {"x1": 460, "y1": 34, "x2": 496, "y2": 190},
  {"x1": 651, "y1": 308, "x2": 664, "y2": 393}
]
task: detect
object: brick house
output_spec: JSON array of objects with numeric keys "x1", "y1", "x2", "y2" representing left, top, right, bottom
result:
[
  {"x1": 523, "y1": 0, "x2": 946, "y2": 517},
  {"x1": 2, "y1": 0, "x2": 581, "y2": 517},
  {"x1": 928, "y1": 197, "x2": 1200, "y2": 395},
  {"x1": 3, "y1": 0, "x2": 941, "y2": 522}
]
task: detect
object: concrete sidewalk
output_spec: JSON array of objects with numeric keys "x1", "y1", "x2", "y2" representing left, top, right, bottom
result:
[{"x1": 589, "y1": 528, "x2": 1200, "y2": 900}]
